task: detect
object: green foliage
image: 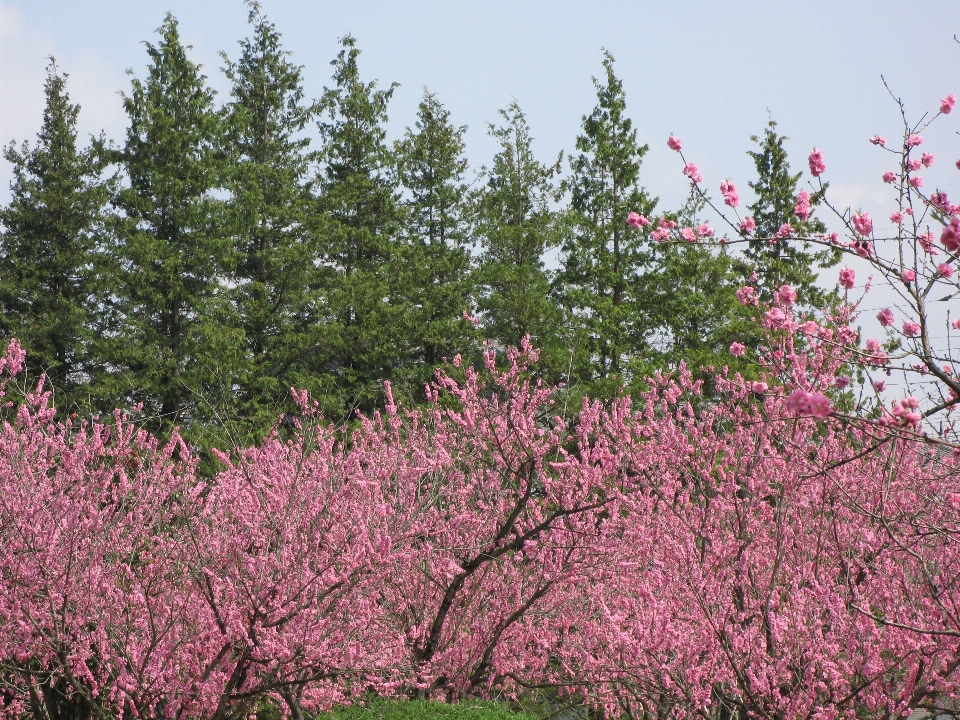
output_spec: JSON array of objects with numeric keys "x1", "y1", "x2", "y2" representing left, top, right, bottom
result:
[
  {"x1": 472, "y1": 102, "x2": 567, "y2": 381},
  {"x1": 557, "y1": 51, "x2": 656, "y2": 399},
  {"x1": 314, "y1": 35, "x2": 404, "y2": 420},
  {"x1": 745, "y1": 119, "x2": 841, "y2": 308},
  {"x1": 315, "y1": 699, "x2": 540, "y2": 720},
  {"x1": 392, "y1": 91, "x2": 474, "y2": 403},
  {"x1": 109, "y1": 14, "x2": 238, "y2": 453},
  {"x1": 221, "y1": 1, "x2": 322, "y2": 444},
  {"x1": 0, "y1": 60, "x2": 112, "y2": 415}
]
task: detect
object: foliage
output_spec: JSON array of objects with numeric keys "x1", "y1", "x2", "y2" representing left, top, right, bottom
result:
[{"x1": 316, "y1": 699, "x2": 539, "y2": 720}]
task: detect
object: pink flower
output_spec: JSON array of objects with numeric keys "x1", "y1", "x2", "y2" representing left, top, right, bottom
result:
[
  {"x1": 907, "y1": 158, "x2": 923, "y2": 171},
  {"x1": 872, "y1": 380, "x2": 886, "y2": 392},
  {"x1": 809, "y1": 393, "x2": 833, "y2": 419},
  {"x1": 939, "y1": 263, "x2": 955, "y2": 278},
  {"x1": 800, "y1": 320, "x2": 820, "y2": 336},
  {"x1": 776, "y1": 223, "x2": 795, "y2": 238},
  {"x1": 786, "y1": 390, "x2": 811, "y2": 414},
  {"x1": 751, "y1": 381, "x2": 768, "y2": 393},
  {"x1": 931, "y1": 192, "x2": 950, "y2": 211},
  {"x1": 922, "y1": 152, "x2": 935, "y2": 167},
  {"x1": 906, "y1": 134, "x2": 923, "y2": 147},
  {"x1": 764, "y1": 307, "x2": 790, "y2": 329},
  {"x1": 870, "y1": 135, "x2": 886, "y2": 146},
  {"x1": 729, "y1": 342, "x2": 745, "y2": 357},
  {"x1": 626, "y1": 211, "x2": 650, "y2": 228},
  {"x1": 682, "y1": 162, "x2": 703, "y2": 183},
  {"x1": 740, "y1": 216, "x2": 756, "y2": 233},
  {"x1": 720, "y1": 180, "x2": 739, "y2": 208},
  {"x1": 854, "y1": 240, "x2": 873, "y2": 258},
  {"x1": 944, "y1": 364, "x2": 953, "y2": 374},
  {"x1": 839, "y1": 267, "x2": 855, "y2": 290},
  {"x1": 736, "y1": 286, "x2": 756, "y2": 305},
  {"x1": 658, "y1": 217, "x2": 678, "y2": 230},
  {"x1": 865, "y1": 338, "x2": 881, "y2": 353},
  {"x1": 667, "y1": 135, "x2": 682, "y2": 151},
  {"x1": 697, "y1": 223, "x2": 715, "y2": 238},
  {"x1": 902, "y1": 321, "x2": 921, "y2": 337},
  {"x1": 882, "y1": 171, "x2": 897, "y2": 184},
  {"x1": 852, "y1": 211, "x2": 873, "y2": 235},
  {"x1": 808, "y1": 148, "x2": 826, "y2": 177},
  {"x1": 877, "y1": 308, "x2": 895, "y2": 327},
  {"x1": 941, "y1": 93, "x2": 956, "y2": 114},
  {"x1": 902, "y1": 269, "x2": 916, "y2": 283},
  {"x1": 956, "y1": 159, "x2": 960, "y2": 171},
  {"x1": 777, "y1": 284, "x2": 797, "y2": 306},
  {"x1": 681, "y1": 227, "x2": 697, "y2": 242},
  {"x1": 794, "y1": 189, "x2": 811, "y2": 221},
  {"x1": 942, "y1": 217, "x2": 960, "y2": 253},
  {"x1": 786, "y1": 390, "x2": 832, "y2": 419},
  {"x1": 953, "y1": 318, "x2": 960, "y2": 330},
  {"x1": 833, "y1": 376, "x2": 850, "y2": 389},
  {"x1": 650, "y1": 229, "x2": 669, "y2": 241},
  {"x1": 910, "y1": 176, "x2": 923, "y2": 188},
  {"x1": 890, "y1": 211, "x2": 904, "y2": 223}
]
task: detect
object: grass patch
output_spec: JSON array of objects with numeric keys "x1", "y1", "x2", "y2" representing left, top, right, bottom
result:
[{"x1": 315, "y1": 698, "x2": 540, "y2": 720}]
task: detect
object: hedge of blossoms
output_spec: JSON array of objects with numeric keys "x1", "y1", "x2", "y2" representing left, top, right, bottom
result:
[{"x1": 4, "y1": 93, "x2": 960, "y2": 720}]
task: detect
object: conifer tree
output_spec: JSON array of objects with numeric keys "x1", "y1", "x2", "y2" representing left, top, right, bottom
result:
[
  {"x1": 557, "y1": 51, "x2": 656, "y2": 397},
  {"x1": 746, "y1": 119, "x2": 840, "y2": 307},
  {"x1": 221, "y1": 1, "x2": 320, "y2": 442},
  {"x1": 110, "y1": 14, "x2": 237, "y2": 445},
  {"x1": 0, "y1": 59, "x2": 111, "y2": 413},
  {"x1": 472, "y1": 102, "x2": 566, "y2": 380},
  {"x1": 315, "y1": 35, "x2": 404, "y2": 419},
  {"x1": 392, "y1": 91, "x2": 473, "y2": 401}
]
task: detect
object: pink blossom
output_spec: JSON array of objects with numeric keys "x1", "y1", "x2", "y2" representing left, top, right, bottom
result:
[
  {"x1": 697, "y1": 223, "x2": 715, "y2": 238},
  {"x1": 776, "y1": 223, "x2": 795, "y2": 238},
  {"x1": 941, "y1": 217, "x2": 960, "y2": 253},
  {"x1": 941, "y1": 93, "x2": 956, "y2": 114},
  {"x1": 626, "y1": 211, "x2": 650, "y2": 228},
  {"x1": 777, "y1": 284, "x2": 797, "y2": 307},
  {"x1": 883, "y1": 171, "x2": 897, "y2": 184},
  {"x1": 736, "y1": 286, "x2": 756, "y2": 305},
  {"x1": 891, "y1": 211, "x2": 904, "y2": 223},
  {"x1": 794, "y1": 189, "x2": 811, "y2": 221},
  {"x1": 786, "y1": 390, "x2": 832, "y2": 418},
  {"x1": 839, "y1": 267, "x2": 855, "y2": 290},
  {"x1": 854, "y1": 240, "x2": 873, "y2": 258},
  {"x1": 729, "y1": 342, "x2": 745, "y2": 357},
  {"x1": 877, "y1": 308, "x2": 895, "y2": 327},
  {"x1": 764, "y1": 307, "x2": 790, "y2": 329},
  {"x1": 922, "y1": 152, "x2": 936, "y2": 167},
  {"x1": 907, "y1": 158, "x2": 923, "y2": 171},
  {"x1": 944, "y1": 364, "x2": 953, "y2": 374},
  {"x1": 809, "y1": 393, "x2": 833, "y2": 419},
  {"x1": 953, "y1": 318, "x2": 960, "y2": 330},
  {"x1": 906, "y1": 134, "x2": 923, "y2": 147},
  {"x1": 682, "y1": 162, "x2": 702, "y2": 183},
  {"x1": 658, "y1": 217, "x2": 678, "y2": 230},
  {"x1": 852, "y1": 211, "x2": 873, "y2": 235},
  {"x1": 931, "y1": 192, "x2": 950, "y2": 211},
  {"x1": 873, "y1": 380, "x2": 886, "y2": 391},
  {"x1": 938, "y1": 263, "x2": 954, "y2": 278},
  {"x1": 740, "y1": 216, "x2": 756, "y2": 233},
  {"x1": 865, "y1": 338, "x2": 882, "y2": 353},
  {"x1": 902, "y1": 321, "x2": 921, "y2": 337},
  {"x1": 720, "y1": 180, "x2": 739, "y2": 208},
  {"x1": 751, "y1": 381, "x2": 768, "y2": 393},
  {"x1": 808, "y1": 148, "x2": 826, "y2": 177},
  {"x1": 956, "y1": 159, "x2": 960, "y2": 171},
  {"x1": 910, "y1": 176, "x2": 923, "y2": 188},
  {"x1": 833, "y1": 376, "x2": 851, "y2": 389},
  {"x1": 650, "y1": 229, "x2": 669, "y2": 241},
  {"x1": 667, "y1": 134, "x2": 682, "y2": 151},
  {"x1": 680, "y1": 227, "x2": 697, "y2": 242},
  {"x1": 902, "y1": 269, "x2": 916, "y2": 284},
  {"x1": 800, "y1": 320, "x2": 820, "y2": 336},
  {"x1": 869, "y1": 134, "x2": 886, "y2": 146}
]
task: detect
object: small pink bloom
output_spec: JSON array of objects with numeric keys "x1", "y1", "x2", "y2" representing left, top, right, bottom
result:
[
  {"x1": 720, "y1": 179, "x2": 739, "y2": 208},
  {"x1": 953, "y1": 318, "x2": 960, "y2": 330},
  {"x1": 905, "y1": 207, "x2": 914, "y2": 215},
  {"x1": 764, "y1": 307, "x2": 790, "y2": 329},
  {"x1": 870, "y1": 135, "x2": 886, "y2": 146},
  {"x1": 872, "y1": 380, "x2": 886, "y2": 392},
  {"x1": 931, "y1": 192, "x2": 950, "y2": 211},
  {"x1": 839, "y1": 267, "x2": 855, "y2": 290},
  {"x1": 729, "y1": 342, "x2": 745, "y2": 357},
  {"x1": 794, "y1": 189, "x2": 811, "y2": 221},
  {"x1": 941, "y1": 93, "x2": 956, "y2": 114},
  {"x1": 942, "y1": 217, "x2": 960, "y2": 253},
  {"x1": 939, "y1": 263, "x2": 955, "y2": 278},
  {"x1": 626, "y1": 211, "x2": 650, "y2": 228},
  {"x1": 922, "y1": 152, "x2": 935, "y2": 167},
  {"x1": 650, "y1": 229, "x2": 668, "y2": 241},
  {"x1": 808, "y1": 148, "x2": 826, "y2": 177},
  {"x1": 667, "y1": 134, "x2": 682, "y2": 151},
  {"x1": 809, "y1": 393, "x2": 833, "y2": 419},
  {"x1": 682, "y1": 162, "x2": 702, "y2": 183},
  {"x1": 902, "y1": 321, "x2": 921, "y2": 337},
  {"x1": 865, "y1": 338, "x2": 882, "y2": 353},
  {"x1": 681, "y1": 227, "x2": 697, "y2": 242},
  {"x1": 882, "y1": 171, "x2": 897, "y2": 183},
  {"x1": 777, "y1": 284, "x2": 797, "y2": 306},
  {"x1": 877, "y1": 308, "x2": 895, "y2": 327},
  {"x1": 854, "y1": 240, "x2": 873, "y2": 258},
  {"x1": 833, "y1": 376, "x2": 850, "y2": 389},
  {"x1": 786, "y1": 390, "x2": 811, "y2": 414},
  {"x1": 890, "y1": 211, "x2": 904, "y2": 223},
  {"x1": 907, "y1": 158, "x2": 923, "y2": 171},
  {"x1": 776, "y1": 223, "x2": 795, "y2": 238},
  {"x1": 944, "y1": 364, "x2": 953, "y2": 374},
  {"x1": 910, "y1": 176, "x2": 923, "y2": 188},
  {"x1": 800, "y1": 320, "x2": 820, "y2": 336},
  {"x1": 751, "y1": 381, "x2": 768, "y2": 393},
  {"x1": 740, "y1": 216, "x2": 756, "y2": 233},
  {"x1": 902, "y1": 269, "x2": 916, "y2": 283},
  {"x1": 852, "y1": 211, "x2": 873, "y2": 235},
  {"x1": 735, "y1": 286, "x2": 756, "y2": 305},
  {"x1": 906, "y1": 134, "x2": 923, "y2": 147},
  {"x1": 697, "y1": 223, "x2": 715, "y2": 238}
]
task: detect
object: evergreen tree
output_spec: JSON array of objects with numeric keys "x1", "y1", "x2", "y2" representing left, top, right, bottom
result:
[
  {"x1": 745, "y1": 119, "x2": 840, "y2": 307},
  {"x1": 557, "y1": 51, "x2": 656, "y2": 398},
  {"x1": 221, "y1": 1, "x2": 320, "y2": 442},
  {"x1": 315, "y1": 35, "x2": 404, "y2": 419},
  {"x1": 0, "y1": 59, "x2": 112, "y2": 413},
  {"x1": 472, "y1": 101, "x2": 566, "y2": 380},
  {"x1": 392, "y1": 90, "x2": 473, "y2": 402},
  {"x1": 110, "y1": 14, "x2": 238, "y2": 447}
]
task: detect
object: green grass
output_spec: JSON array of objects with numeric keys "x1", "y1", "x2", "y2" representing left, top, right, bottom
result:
[{"x1": 315, "y1": 698, "x2": 540, "y2": 720}]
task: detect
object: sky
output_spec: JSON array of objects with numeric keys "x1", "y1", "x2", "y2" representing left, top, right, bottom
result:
[{"x1": 2, "y1": 0, "x2": 960, "y2": 350}]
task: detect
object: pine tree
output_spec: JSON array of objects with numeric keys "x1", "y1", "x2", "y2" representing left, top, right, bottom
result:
[
  {"x1": 557, "y1": 51, "x2": 656, "y2": 398},
  {"x1": 110, "y1": 14, "x2": 238, "y2": 447},
  {"x1": 0, "y1": 59, "x2": 112, "y2": 413},
  {"x1": 221, "y1": 1, "x2": 320, "y2": 442},
  {"x1": 392, "y1": 90, "x2": 473, "y2": 402},
  {"x1": 746, "y1": 119, "x2": 840, "y2": 307},
  {"x1": 314, "y1": 35, "x2": 404, "y2": 419},
  {"x1": 472, "y1": 101, "x2": 566, "y2": 379}
]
